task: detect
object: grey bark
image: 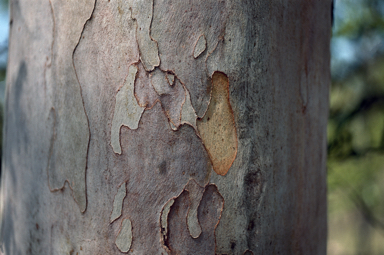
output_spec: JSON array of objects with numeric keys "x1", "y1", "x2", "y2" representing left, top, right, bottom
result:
[{"x1": 0, "y1": 0, "x2": 330, "y2": 254}]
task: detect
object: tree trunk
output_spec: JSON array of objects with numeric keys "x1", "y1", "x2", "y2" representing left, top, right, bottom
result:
[{"x1": 0, "y1": 0, "x2": 331, "y2": 254}]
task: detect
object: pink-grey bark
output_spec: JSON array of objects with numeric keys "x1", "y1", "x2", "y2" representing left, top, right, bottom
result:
[{"x1": 0, "y1": 0, "x2": 330, "y2": 254}]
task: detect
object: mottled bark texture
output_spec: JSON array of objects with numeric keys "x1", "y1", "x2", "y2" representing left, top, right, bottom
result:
[{"x1": 0, "y1": 0, "x2": 330, "y2": 254}]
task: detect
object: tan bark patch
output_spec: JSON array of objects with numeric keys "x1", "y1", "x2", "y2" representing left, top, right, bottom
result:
[{"x1": 197, "y1": 72, "x2": 238, "y2": 176}]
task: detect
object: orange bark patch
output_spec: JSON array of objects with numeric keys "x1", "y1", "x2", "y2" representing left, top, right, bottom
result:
[{"x1": 197, "y1": 72, "x2": 237, "y2": 176}]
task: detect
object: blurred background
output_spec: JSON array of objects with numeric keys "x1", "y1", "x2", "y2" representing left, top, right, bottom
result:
[
  {"x1": 0, "y1": 0, "x2": 383, "y2": 254},
  {"x1": 329, "y1": 0, "x2": 384, "y2": 254}
]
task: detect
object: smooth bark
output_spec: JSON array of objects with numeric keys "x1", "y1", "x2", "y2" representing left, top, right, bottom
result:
[{"x1": 1, "y1": 0, "x2": 330, "y2": 254}]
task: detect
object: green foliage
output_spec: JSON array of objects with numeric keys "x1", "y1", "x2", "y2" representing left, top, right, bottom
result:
[
  {"x1": 329, "y1": 0, "x2": 384, "y2": 253},
  {"x1": 334, "y1": 0, "x2": 384, "y2": 37},
  {"x1": 0, "y1": 0, "x2": 7, "y2": 9}
]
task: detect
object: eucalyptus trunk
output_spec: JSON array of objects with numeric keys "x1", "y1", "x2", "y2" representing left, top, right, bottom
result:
[{"x1": 1, "y1": 0, "x2": 330, "y2": 254}]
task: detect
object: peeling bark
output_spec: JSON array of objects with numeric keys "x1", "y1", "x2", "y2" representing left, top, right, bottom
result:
[
  {"x1": 115, "y1": 218, "x2": 133, "y2": 253},
  {"x1": 134, "y1": 61, "x2": 159, "y2": 109},
  {"x1": 193, "y1": 35, "x2": 207, "y2": 59},
  {"x1": 111, "y1": 65, "x2": 145, "y2": 154},
  {"x1": 165, "y1": 184, "x2": 224, "y2": 254},
  {"x1": 151, "y1": 0, "x2": 228, "y2": 118},
  {"x1": 1, "y1": 0, "x2": 330, "y2": 254},
  {"x1": 129, "y1": 0, "x2": 160, "y2": 71},
  {"x1": 110, "y1": 182, "x2": 127, "y2": 223},
  {"x1": 184, "y1": 180, "x2": 205, "y2": 239},
  {"x1": 46, "y1": 0, "x2": 95, "y2": 213}
]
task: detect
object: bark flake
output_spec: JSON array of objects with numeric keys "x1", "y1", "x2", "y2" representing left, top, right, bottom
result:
[
  {"x1": 110, "y1": 182, "x2": 127, "y2": 223},
  {"x1": 193, "y1": 34, "x2": 207, "y2": 59},
  {"x1": 111, "y1": 64, "x2": 145, "y2": 155},
  {"x1": 115, "y1": 218, "x2": 133, "y2": 253},
  {"x1": 165, "y1": 184, "x2": 224, "y2": 254},
  {"x1": 46, "y1": 0, "x2": 95, "y2": 213},
  {"x1": 129, "y1": 0, "x2": 160, "y2": 71}
]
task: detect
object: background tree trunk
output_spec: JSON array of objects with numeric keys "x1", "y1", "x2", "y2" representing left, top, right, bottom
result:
[{"x1": 0, "y1": 0, "x2": 331, "y2": 254}]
